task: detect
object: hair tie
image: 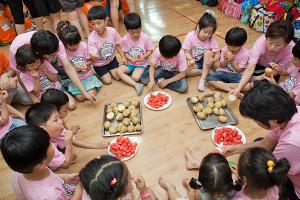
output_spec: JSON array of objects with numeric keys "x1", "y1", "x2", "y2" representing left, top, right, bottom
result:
[
  {"x1": 110, "y1": 178, "x2": 118, "y2": 187},
  {"x1": 60, "y1": 21, "x2": 70, "y2": 32},
  {"x1": 205, "y1": 10, "x2": 216, "y2": 17},
  {"x1": 267, "y1": 160, "x2": 275, "y2": 173}
]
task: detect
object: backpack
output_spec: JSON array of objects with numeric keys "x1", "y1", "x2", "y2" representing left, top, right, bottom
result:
[
  {"x1": 222, "y1": 0, "x2": 242, "y2": 19},
  {"x1": 249, "y1": 4, "x2": 276, "y2": 33}
]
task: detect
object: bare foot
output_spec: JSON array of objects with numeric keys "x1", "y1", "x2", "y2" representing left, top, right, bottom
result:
[
  {"x1": 185, "y1": 148, "x2": 200, "y2": 170},
  {"x1": 158, "y1": 177, "x2": 175, "y2": 191},
  {"x1": 151, "y1": 187, "x2": 168, "y2": 200},
  {"x1": 70, "y1": 125, "x2": 80, "y2": 134}
]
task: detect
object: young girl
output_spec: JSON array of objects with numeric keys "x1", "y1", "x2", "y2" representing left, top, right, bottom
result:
[
  {"x1": 208, "y1": 27, "x2": 249, "y2": 94},
  {"x1": 57, "y1": 21, "x2": 102, "y2": 102},
  {"x1": 182, "y1": 10, "x2": 220, "y2": 91},
  {"x1": 161, "y1": 152, "x2": 241, "y2": 200},
  {"x1": 232, "y1": 147, "x2": 290, "y2": 200},
  {"x1": 15, "y1": 44, "x2": 76, "y2": 109},
  {"x1": 79, "y1": 155, "x2": 157, "y2": 200},
  {"x1": 141, "y1": 35, "x2": 188, "y2": 93}
]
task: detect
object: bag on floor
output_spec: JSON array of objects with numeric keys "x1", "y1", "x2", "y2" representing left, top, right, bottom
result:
[
  {"x1": 222, "y1": 0, "x2": 242, "y2": 19},
  {"x1": 249, "y1": 4, "x2": 276, "y2": 33}
]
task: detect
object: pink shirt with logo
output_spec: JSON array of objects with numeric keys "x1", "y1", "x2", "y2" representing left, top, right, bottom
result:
[
  {"x1": 280, "y1": 65, "x2": 300, "y2": 105},
  {"x1": 9, "y1": 31, "x2": 67, "y2": 71},
  {"x1": 232, "y1": 186, "x2": 279, "y2": 200},
  {"x1": 66, "y1": 42, "x2": 93, "y2": 80},
  {"x1": 88, "y1": 27, "x2": 122, "y2": 67},
  {"x1": 267, "y1": 107, "x2": 300, "y2": 198},
  {"x1": 218, "y1": 46, "x2": 249, "y2": 74},
  {"x1": 0, "y1": 115, "x2": 12, "y2": 140},
  {"x1": 11, "y1": 168, "x2": 69, "y2": 200},
  {"x1": 121, "y1": 32, "x2": 154, "y2": 66},
  {"x1": 151, "y1": 48, "x2": 187, "y2": 72},
  {"x1": 182, "y1": 30, "x2": 219, "y2": 61},
  {"x1": 19, "y1": 60, "x2": 61, "y2": 98},
  {"x1": 248, "y1": 35, "x2": 294, "y2": 71},
  {"x1": 48, "y1": 142, "x2": 65, "y2": 170}
]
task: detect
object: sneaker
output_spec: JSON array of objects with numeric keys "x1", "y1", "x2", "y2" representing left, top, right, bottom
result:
[
  {"x1": 198, "y1": 79, "x2": 206, "y2": 92},
  {"x1": 135, "y1": 83, "x2": 144, "y2": 96}
]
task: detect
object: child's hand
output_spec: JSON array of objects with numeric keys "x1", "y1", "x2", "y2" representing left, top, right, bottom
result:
[
  {"x1": 31, "y1": 70, "x2": 39, "y2": 78},
  {"x1": 65, "y1": 130, "x2": 74, "y2": 146},
  {"x1": 225, "y1": 51, "x2": 234, "y2": 62},
  {"x1": 136, "y1": 55, "x2": 145, "y2": 63},
  {"x1": 263, "y1": 74, "x2": 276, "y2": 84},
  {"x1": 0, "y1": 90, "x2": 8, "y2": 102},
  {"x1": 187, "y1": 58, "x2": 196, "y2": 67},
  {"x1": 158, "y1": 80, "x2": 169, "y2": 89},
  {"x1": 62, "y1": 173, "x2": 79, "y2": 184},
  {"x1": 133, "y1": 174, "x2": 146, "y2": 191},
  {"x1": 147, "y1": 81, "x2": 155, "y2": 91},
  {"x1": 268, "y1": 62, "x2": 280, "y2": 72},
  {"x1": 81, "y1": 64, "x2": 88, "y2": 72},
  {"x1": 222, "y1": 144, "x2": 241, "y2": 157},
  {"x1": 39, "y1": 65, "x2": 48, "y2": 74}
]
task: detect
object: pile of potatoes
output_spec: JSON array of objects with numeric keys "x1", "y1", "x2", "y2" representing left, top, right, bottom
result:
[
  {"x1": 190, "y1": 92, "x2": 229, "y2": 123},
  {"x1": 104, "y1": 100, "x2": 142, "y2": 134}
]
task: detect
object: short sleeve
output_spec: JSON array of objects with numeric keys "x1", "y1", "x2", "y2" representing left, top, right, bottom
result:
[
  {"x1": 43, "y1": 61, "x2": 58, "y2": 74},
  {"x1": 114, "y1": 29, "x2": 123, "y2": 45},
  {"x1": 11, "y1": 172, "x2": 26, "y2": 200},
  {"x1": 151, "y1": 48, "x2": 160, "y2": 65},
  {"x1": 48, "y1": 143, "x2": 65, "y2": 169},
  {"x1": 20, "y1": 73, "x2": 34, "y2": 92},
  {"x1": 145, "y1": 35, "x2": 154, "y2": 51},
  {"x1": 248, "y1": 36, "x2": 265, "y2": 65},
  {"x1": 210, "y1": 37, "x2": 219, "y2": 52},
  {"x1": 177, "y1": 51, "x2": 188, "y2": 72},
  {"x1": 88, "y1": 34, "x2": 99, "y2": 56},
  {"x1": 56, "y1": 39, "x2": 68, "y2": 60},
  {"x1": 237, "y1": 48, "x2": 249, "y2": 69},
  {"x1": 182, "y1": 33, "x2": 192, "y2": 50}
]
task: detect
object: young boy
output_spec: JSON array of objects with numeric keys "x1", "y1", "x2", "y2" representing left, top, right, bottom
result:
[
  {"x1": 141, "y1": 35, "x2": 188, "y2": 93},
  {"x1": 117, "y1": 12, "x2": 153, "y2": 96},
  {"x1": 1, "y1": 126, "x2": 84, "y2": 199},
  {"x1": 208, "y1": 27, "x2": 249, "y2": 93},
  {"x1": 87, "y1": 6, "x2": 126, "y2": 85}
]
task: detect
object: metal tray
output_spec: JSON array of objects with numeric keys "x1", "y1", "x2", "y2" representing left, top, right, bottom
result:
[
  {"x1": 186, "y1": 94, "x2": 238, "y2": 130},
  {"x1": 102, "y1": 101, "x2": 144, "y2": 137}
]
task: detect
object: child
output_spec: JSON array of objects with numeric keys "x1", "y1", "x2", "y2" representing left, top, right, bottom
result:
[
  {"x1": 231, "y1": 20, "x2": 295, "y2": 97},
  {"x1": 25, "y1": 102, "x2": 109, "y2": 169},
  {"x1": 182, "y1": 11, "x2": 220, "y2": 91},
  {"x1": 1, "y1": 125, "x2": 84, "y2": 199},
  {"x1": 208, "y1": 27, "x2": 249, "y2": 93},
  {"x1": 15, "y1": 44, "x2": 77, "y2": 109},
  {"x1": 41, "y1": 88, "x2": 80, "y2": 134},
  {"x1": 57, "y1": 21, "x2": 102, "y2": 102},
  {"x1": 87, "y1": 6, "x2": 126, "y2": 85},
  {"x1": 117, "y1": 12, "x2": 154, "y2": 96},
  {"x1": 162, "y1": 152, "x2": 241, "y2": 200},
  {"x1": 141, "y1": 35, "x2": 188, "y2": 93},
  {"x1": 79, "y1": 154, "x2": 156, "y2": 200},
  {"x1": 232, "y1": 147, "x2": 290, "y2": 200},
  {"x1": 265, "y1": 40, "x2": 300, "y2": 105},
  {"x1": 0, "y1": 90, "x2": 26, "y2": 140}
]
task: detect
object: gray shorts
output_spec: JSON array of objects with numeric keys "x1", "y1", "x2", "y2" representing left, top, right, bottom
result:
[
  {"x1": 8, "y1": 85, "x2": 32, "y2": 105},
  {"x1": 59, "y1": 0, "x2": 85, "y2": 12}
]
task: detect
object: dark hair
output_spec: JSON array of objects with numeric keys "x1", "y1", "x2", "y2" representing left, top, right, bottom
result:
[
  {"x1": 41, "y1": 89, "x2": 69, "y2": 111},
  {"x1": 25, "y1": 102, "x2": 57, "y2": 126},
  {"x1": 88, "y1": 6, "x2": 107, "y2": 21},
  {"x1": 240, "y1": 82, "x2": 297, "y2": 127},
  {"x1": 292, "y1": 40, "x2": 300, "y2": 60},
  {"x1": 238, "y1": 147, "x2": 290, "y2": 191},
  {"x1": 225, "y1": 27, "x2": 247, "y2": 47},
  {"x1": 79, "y1": 155, "x2": 129, "y2": 200},
  {"x1": 15, "y1": 44, "x2": 39, "y2": 72},
  {"x1": 196, "y1": 12, "x2": 217, "y2": 32},
  {"x1": 159, "y1": 35, "x2": 182, "y2": 58},
  {"x1": 57, "y1": 21, "x2": 81, "y2": 46},
  {"x1": 266, "y1": 20, "x2": 294, "y2": 44},
  {"x1": 1, "y1": 125, "x2": 50, "y2": 173},
  {"x1": 124, "y1": 12, "x2": 141, "y2": 30},
  {"x1": 189, "y1": 153, "x2": 241, "y2": 197},
  {"x1": 30, "y1": 30, "x2": 59, "y2": 56}
]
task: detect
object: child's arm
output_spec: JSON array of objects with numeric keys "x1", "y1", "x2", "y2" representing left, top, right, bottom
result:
[
  {"x1": 31, "y1": 70, "x2": 42, "y2": 94},
  {"x1": 184, "y1": 49, "x2": 195, "y2": 67},
  {"x1": 212, "y1": 51, "x2": 221, "y2": 63},
  {"x1": 72, "y1": 139, "x2": 109, "y2": 149},
  {"x1": 116, "y1": 44, "x2": 127, "y2": 65},
  {"x1": 61, "y1": 130, "x2": 74, "y2": 168},
  {"x1": 7, "y1": 105, "x2": 25, "y2": 120},
  {"x1": 0, "y1": 91, "x2": 9, "y2": 125},
  {"x1": 148, "y1": 64, "x2": 156, "y2": 91},
  {"x1": 40, "y1": 65, "x2": 58, "y2": 82},
  {"x1": 159, "y1": 71, "x2": 186, "y2": 88},
  {"x1": 268, "y1": 62, "x2": 288, "y2": 76},
  {"x1": 142, "y1": 50, "x2": 153, "y2": 60},
  {"x1": 28, "y1": 92, "x2": 40, "y2": 104},
  {"x1": 219, "y1": 61, "x2": 227, "y2": 68}
]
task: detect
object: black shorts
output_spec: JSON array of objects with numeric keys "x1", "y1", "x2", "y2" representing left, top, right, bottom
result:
[
  {"x1": 33, "y1": 0, "x2": 61, "y2": 16},
  {"x1": 93, "y1": 57, "x2": 119, "y2": 77},
  {"x1": 254, "y1": 64, "x2": 280, "y2": 83},
  {"x1": 59, "y1": 0, "x2": 85, "y2": 12}
]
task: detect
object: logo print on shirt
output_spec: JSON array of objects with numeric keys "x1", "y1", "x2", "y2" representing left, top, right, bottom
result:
[
  {"x1": 98, "y1": 42, "x2": 115, "y2": 62},
  {"x1": 71, "y1": 57, "x2": 86, "y2": 74},
  {"x1": 283, "y1": 76, "x2": 297, "y2": 93},
  {"x1": 191, "y1": 45, "x2": 205, "y2": 61},
  {"x1": 128, "y1": 47, "x2": 144, "y2": 58},
  {"x1": 160, "y1": 61, "x2": 175, "y2": 71},
  {"x1": 62, "y1": 182, "x2": 77, "y2": 197},
  {"x1": 39, "y1": 75, "x2": 54, "y2": 94}
]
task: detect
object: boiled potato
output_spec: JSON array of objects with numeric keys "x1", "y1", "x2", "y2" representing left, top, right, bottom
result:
[
  {"x1": 116, "y1": 123, "x2": 123, "y2": 132},
  {"x1": 213, "y1": 107, "x2": 219, "y2": 115},
  {"x1": 120, "y1": 125, "x2": 128, "y2": 133},
  {"x1": 207, "y1": 101, "x2": 215, "y2": 108},
  {"x1": 197, "y1": 103, "x2": 204, "y2": 110},
  {"x1": 219, "y1": 108, "x2": 225, "y2": 116},
  {"x1": 193, "y1": 106, "x2": 202, "y2": 113},
  {"x1": 112, "y1": 106, "x2": 118, "y2": 114},
  {"x1": 128, "y1": 105, "x2": 136, "y2": 111},
  {"x1": 197, "y1": 94, "x2": 205, "y2": 102},
  {"x1": 215, "y1": 101, "x2": 223, "y2": 109},
  {"x1": 109, "y1": 126, "x2": 117, "y2": 134},
  {"x1": 128, "y1": 125, "x2": 135, "y2": 133},
  {"x1": 106, "y1": 112, "x2": 115, "y2": 120},
  {"x1": 122, "y1": 118, "x2": 131, "y2": 126},
  {"x1": 197, "y1": 112, "x2": 206, "y2": 119},
  {"x1": 207, "y1": 97, "x2": 215, "y2": 103},
  {"x1": 117, "y1": 104, "x2": 125, "y2": 112},
  {"x1": 124, "y1": 102, "x2": 130, "y2": 108},
  {"x1": 214, "y1": 92, "x2": 222, "y2": 99},
  {"x1": 132, "y1": 117, "x2": 141, "y2": 125},
  {"x1": 106, "y1": 107, "x2": 113, "y2": 113},
  {"x1": 131, "y1": 100, "x2": 139, "y2": 107},
  {"x1": 130, "y1": 110, "x2": 138, "y2": 118},
  {"x1": 123, "y1": 109, "x2": 131, "y2": 117},
  {"x1": 116, "y1": 113, "x2": 124, "y2": 121},
  {"x1": 221, "y1": 99, "x2": 227, "y2": 107},
  {"x1": 228, "y1": 94, "x2": 236, "y2": 102},
  {"x1": 104, "y1": 121, "x2": 111, "y2": 129},
  {"x1": 191, "y1": 96, "x2": 198, "y2": 104},
  {"x1": 110, "y1": 103, "x2": 117, "y2": 108},
  {"x1": 135, "y1": 124, "x2": 142, "y2": 131},
  {"x1": 218, "y1": 116, "x2": 228, "y2": 123},
  {"x1": 203, "y1": 107, "x2": 212, "y2": 115}
]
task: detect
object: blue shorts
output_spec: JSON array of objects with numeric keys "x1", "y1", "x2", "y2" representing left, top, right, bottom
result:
[
  {"x1": 127, "y1": 64, "x2": 146, "y2": 74},
  {"x1": 93, "y1": 57, "x2": 119, "y2": 77},
  {"x1": 208, "y1": 71, "x2": 242, "y2": 83},
  {"x1": 196, "y1": 59, "x2": 204, "y2": 69}
]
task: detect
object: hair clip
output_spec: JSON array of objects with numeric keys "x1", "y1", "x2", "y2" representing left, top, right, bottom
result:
[
  {"x1": 110, "y1": 178, "x2": 118, "y2": 186},
  {"x1": 205, "y1": 10, "x2": 216, "y2": 17},
  {"x1": 61, "y1": 21, "x2": 70, "y2": 31},
  {"x1": 267, "y1": 160, "x2": 275, "y2": 173}
]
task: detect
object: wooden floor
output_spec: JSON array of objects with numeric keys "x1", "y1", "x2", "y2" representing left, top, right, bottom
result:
[{"x1": 0, "y1": 0, "x2": 267, "y2": 199}]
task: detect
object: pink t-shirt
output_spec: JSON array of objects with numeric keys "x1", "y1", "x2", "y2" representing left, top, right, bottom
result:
[
  {"x1": 268, "y1": 107, "x2": 300, "y2": 198},
  {"x1": 218, "y1": 46, "x2": 249, "y2": 74},
  {"x1": 19, "y1": 60, "x2": 61, "y2": 98},
  {"x1": 48, "y1": 142, "x2": 65, "y2": 170},
  {"x1": 151, "y1": 48, "x2": 187, "y2": 72},
  {"x1": 66, "y1": 42, "x2": 93, "y2": 80},
  {"x1": 52, "y1": 128, "x2": 76, "y2": 149},
  {"x1": 280, "y1": 65, "x2": 300, "y2": 105},
  {"x1": 232, "y1": 186, "x2": 279, "y2": 200},
  {"x1": 0, "y1": 115, "x2": 12, "y2": 140},
  {"x1": 88, "y1": 27, "x2": 122, "y2": 67},
  {"x1": 9, "y1": 31, "x2": 67, "y2": 71},
  {"x1": 121, "y1": 32, "x2": 154, "y2": 66},
  {"x1": 11, "y1": 168, "x2": 69, "y2": 200},
  {"x1": 182, "y1": 30, "x2": 219, "y2": 61},
  {"x1": 248, "y1": 35, "x2": 294, "y2": 71}
]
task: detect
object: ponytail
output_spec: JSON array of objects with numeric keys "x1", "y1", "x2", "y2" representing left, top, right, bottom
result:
[
  {"x1": 270, "y1": 158, "x2": 290, "y2": 185},
  {"x1": 196, "y1": 10, "x2": 217, "y2": 32},
  {"x1": 56, "y1": 20, "x2": 81, "y2": 46}
]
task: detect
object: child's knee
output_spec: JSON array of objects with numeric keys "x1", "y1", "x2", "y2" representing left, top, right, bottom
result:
[
  {"x1": 177, "y1": 84, "x2": 188, "y2": 93},
  {"x1": 68, "y1": 101, "x2": 77, "y2": 110},
  {"x1": 75, "y1": 95, "x2": 86, "y2": 102},
  {"x1": 132, "y1": 75, "x2": 141, "y2": 82}
]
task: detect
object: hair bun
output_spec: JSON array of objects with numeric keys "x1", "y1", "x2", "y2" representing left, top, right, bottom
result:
[{"x1": 205, "y1": 10, "x2": 216, "y2": 17}]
